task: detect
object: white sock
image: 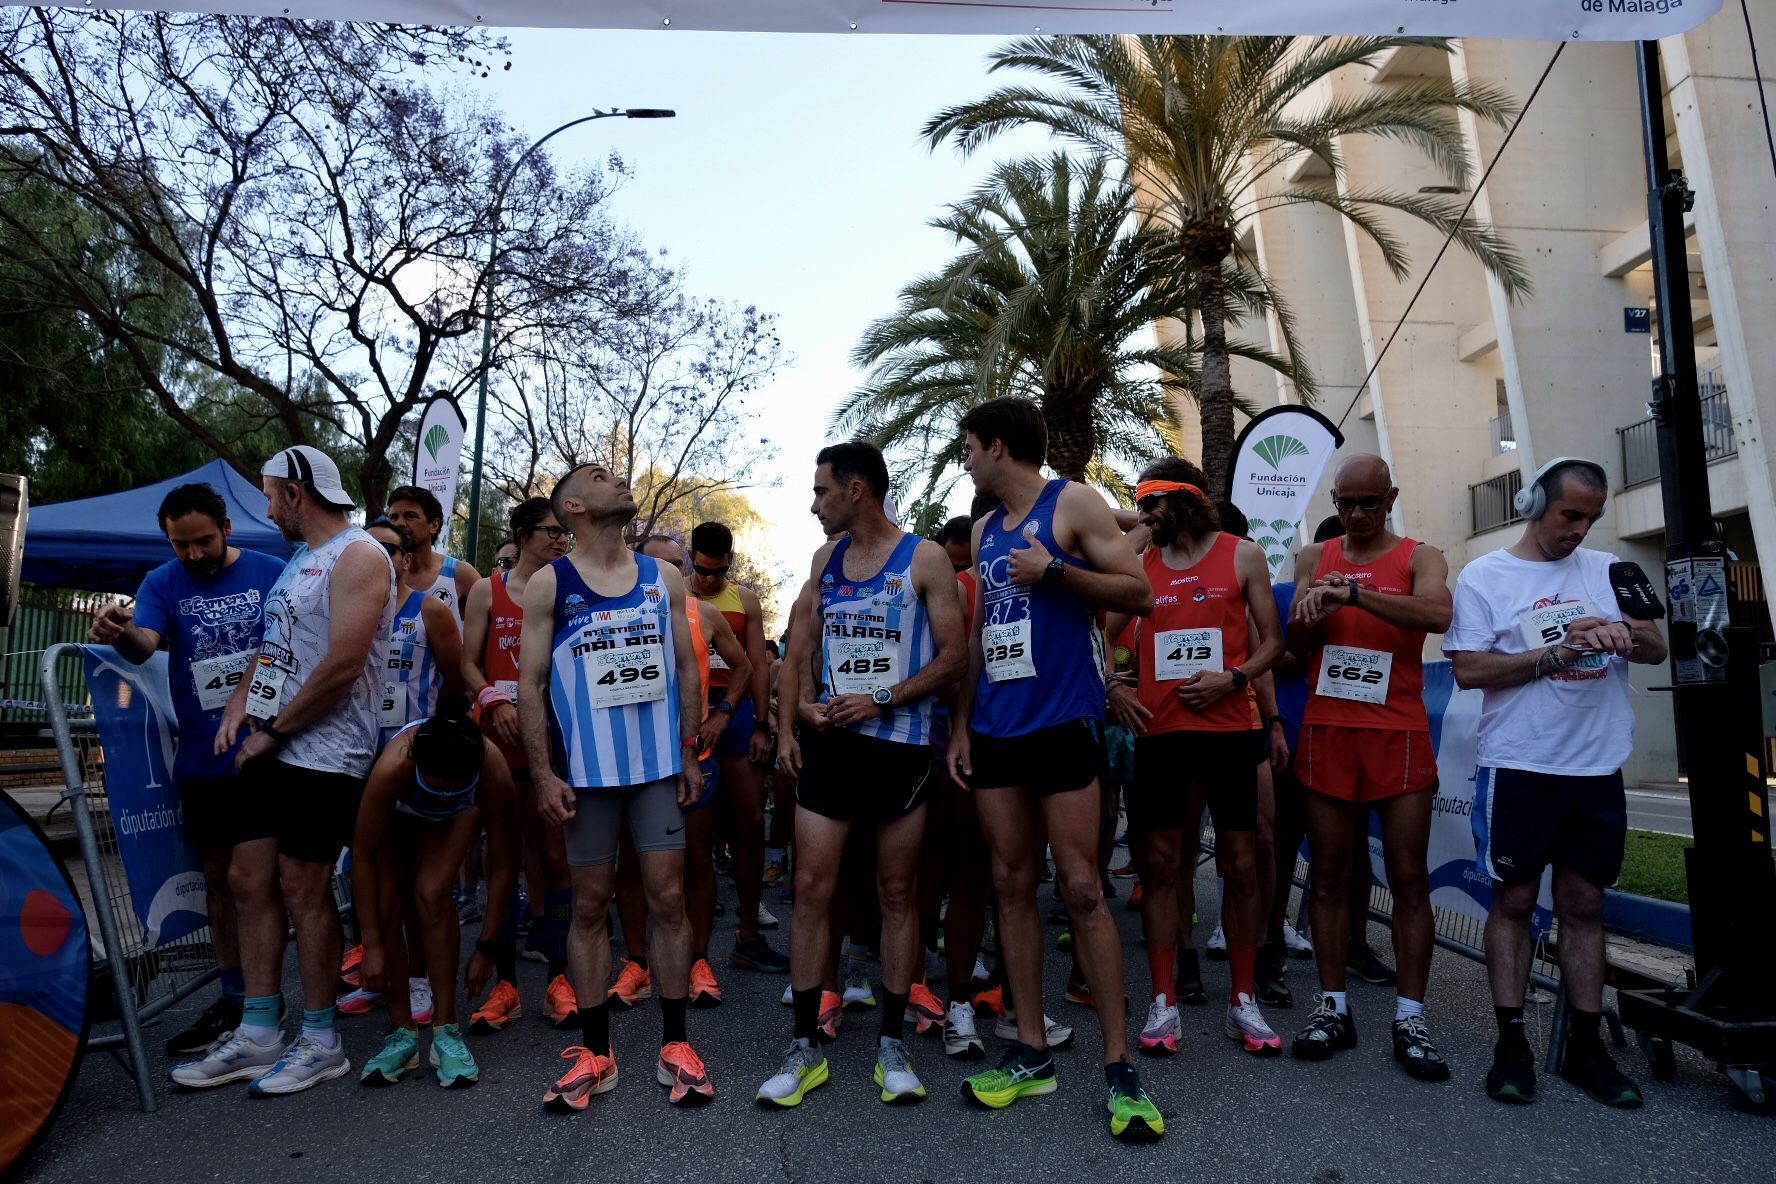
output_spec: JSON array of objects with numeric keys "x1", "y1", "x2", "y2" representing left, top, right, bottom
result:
[
  {"x1": 237, "y1": 1022, "x2": 279, "y2": 1045},
  {"x1": 1394, "y1": 996, "x2": 1425, "y2": 1022},
  {"x1": 879, "y1": 1035, "x2": 902, "y2": 1050},
  {"x1": 303, "y1": 1025, "x2": 341, "y2": 1049},
  {"x1": 1154, "y1": 992, "x2": 1171, "y2": 1008},
  {"x1": 1322, "y1": 990, "x2": 1349, "y2": 1015}
]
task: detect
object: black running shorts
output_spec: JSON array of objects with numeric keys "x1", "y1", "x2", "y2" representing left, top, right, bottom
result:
[
  {"x1": 797, "y1": 727, "x2": 934, "y2": 823},
  {"x1": 967, "y1": 718, "x2": 1103, "y2": 796},
  {"x1": 238, "y1": 755, "x2": 364, "y2": 865},
  {"x1": 1129, "y1": 729, "x2": 1266, "y2": 833},
  {"x1": 1473, "y1": 766, "x2": 1626, "y2": 888}
]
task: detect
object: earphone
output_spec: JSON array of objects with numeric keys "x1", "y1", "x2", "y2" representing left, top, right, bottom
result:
[{"x1": 1513, "y1": 456, "x2": 1609, "y2": 520}]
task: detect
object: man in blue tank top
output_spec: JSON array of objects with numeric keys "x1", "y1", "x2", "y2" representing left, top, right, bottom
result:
[
  {"x1": 517, "y1": 462, "x2": 714, "y2": 1112},
  {"x1": 945, "y1": 398, "x2": 1166, "y2": 1140},
  {"x1": 757, "y1": 442, "x2": 966, "y2": 1109}
]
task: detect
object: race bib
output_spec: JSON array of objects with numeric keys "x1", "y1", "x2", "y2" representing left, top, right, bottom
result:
[
  {"x1": 1152, "y1": 628, "x2": 1223, "y2": 681},
  {"x1": 828, "y1": 635, "x2": 900, "y2": 696},
  {"x1": 243, "y1": 656, "x2": 286, "y2": 721},
  {"x1": 380, "y1": 681, "x2": 406, "y2": 729},
  {"x1": 707, "y1": 644, "x2": 730, "y2": 672},
  {"x1": 982, "y1": 619, "x2": 1036, "y2": 683},
  {"x1": 191, "y1": 651, "x2": 253, "y2": 711},
  {"x1": 1315, "y1": 645, "x2": 1392, "y2": 705},
  {"x1": 1519, "y1": 601, "x2": 1609, "y2": 671},
  {"x1": 495, "y1": 679, "x2": 519, "y2": 704},
  {"x1": 588, "y1": 642, "x2": 669, "y2": 709}
]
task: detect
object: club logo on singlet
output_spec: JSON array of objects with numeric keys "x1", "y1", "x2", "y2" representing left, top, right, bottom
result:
[{"x1": 564, "y1": 594, "x2": 586, "y2": 614}]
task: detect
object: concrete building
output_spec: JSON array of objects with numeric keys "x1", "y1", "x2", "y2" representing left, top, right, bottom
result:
[{"x1": 1155, "y1": 5, "x2": 1776, "y2": 787}]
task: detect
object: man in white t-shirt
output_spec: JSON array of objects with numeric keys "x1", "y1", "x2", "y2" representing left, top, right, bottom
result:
[{"x1": 1444, "y1": 457, "x2": 1666, "y2": 1111}]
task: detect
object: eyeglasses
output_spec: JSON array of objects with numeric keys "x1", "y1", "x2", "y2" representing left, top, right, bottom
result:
[
  {"x1": 691, "y1": 562, "x2": 730, "y2": 577},
  {"x1": 493, "y1": 556, "x2": 516, "y2": 570},
  {"x1": 1332, "y1": 494, "x2": 1388, "y2": 514},
  {"x1": 1135, "y1": 493, "x2": 1165, "y2": 512},
  {"x1": 536, "y1": 525, "x2": 573, "y2": 541}
]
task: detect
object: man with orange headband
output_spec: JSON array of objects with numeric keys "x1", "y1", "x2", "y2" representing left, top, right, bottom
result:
[{"x1": 1106, "y1": 458, "x2": 1285, "y2": 1059}]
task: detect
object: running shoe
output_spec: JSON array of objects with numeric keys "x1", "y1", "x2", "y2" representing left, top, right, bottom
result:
[
  {"x1": 1056, "y1": 928, "x2": 1072, "y2": 950},
  {"x1": 165, "y1": 995, "x2": 243, "y2": 1056},
  {"x1": 1065, "y1": 976, "x2": 1095, "y2": 1007},
  {"x1": 971, "y1": 957, "x2": 991, "y2": 984},
  {"x1": 544, "y1": 974, "x2": 579, "y2": 1027},
  {"x1": 521, "y1": 928, "x2": 551, "y2": 964},
  {"x1": 430, "y1": 1023, "x2": 479, "y2": 1088},
  {"x1": 1205, "y1": 922, "x2": 1228, "y2": 959},
  {"x1": 248, "y1": 1032, "x2": 351, "y2": 1097},
  {"x1": 1486, "y1": 1037, "x2": 1536, "y2": 1104},
  {"x1": 1291, "y1": 998, "x2": 1358, "y2": 1061},
  {"x1": 337, "y1": 987, "x2": 382, "y2": 1016},
  {"x1": 1105, "y1": 1061, "x2": 1165, "y2": 1140},
  {"x1": 943, "y1": 1000, "x2": 985, "y2": 1059},
  {"x1": 971, "y1": 984, "x2": 1005, "y2": 1017},
  {"x1": 756, "y1": 903, "x2": 781, "y2": 931},
  {"x1": 993, "y1": 1011, "x2": 1075, "y2": 1050},
  {"x1": 1174, "y1": 970, "x2": 1208, "y2": 1007},
  {"x1": 339, "y1": 942, "x2": 363, "y2": 990},
  {"x1": 409, "y1": 977, "x2": 434, "y2": 1026},
  {"x1": 875, "y1": 1039, "x2": 926, "y2": 1104},
  {"x1": 730, "y1": 934, "x2": 790, "y2": 973},
  {"x1": 1348, "y1": 942, "x2": 1398, "y2": 986},
  {"x1": 1226, "y1": 993, "x2": 1284, "y2": 1056},
  {"x1": 842, "y1": 978, "x2": 878, "y2": 1011},
  {"x1": 762, "y1": 861, "x2": 786, "y2": 888},
  {"x1": 906, "y1": 981, "x2": 944, "y2": 1034},
  {"x1": 470, "y1": 980, "x2": 523, "y2": 1033},
  {"x1": 543, "y1": 1045, "x2": 618, "y2": 1113},
  {"x1": 960, "y1": 1042, "x2": 1056, "y2": 1109},
  {"x1": 657, "y1": 1040, "x2": 715, "y2": 1105},
  {"x1": 1282, "y1": 921, "x2": 1313, "y2": 958},
  {"x1": 1560, "y1": 1038, "x2": 1641, "y2": 1107},
  {"x1": 1391, "y1": 1016, "x2": 1451, "y2": 1081},
  {"x1": 1138, "y1": 998, "x2": 1181, "y2": 1056},
  {"x1": 359, "y1": 1027, "x2": 421, "y2": 1086},
  {"x1": 817, "y1": 990, "x2": 843, "y2": 1041},
  {"x1": 1124, "y1": 883, "x2": 1144, "y2": 912},
  {"x1": 170, "y1": 1029, "x2": 284, "y2": 1089},
  {"x1": 608, "y1": 960, "x2": 653, "y2": 1008},
  {"x1": 780, "y1": 982, "x2": 795, "y2": 1006},
  {"x1": 1256, "y1": 963, "x2": 1294, "y2": 1010},
  {"x1": 756, "y1": 1038, "x2": 829, "y2": 1107},
  {"x1": 689, "y1": 958, "x2": 724, "y2": 1008}
]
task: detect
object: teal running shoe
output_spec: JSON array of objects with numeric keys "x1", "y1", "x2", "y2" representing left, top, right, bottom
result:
[
  {"x1": 429, "y1": 1023, "x2": 479, "y2": 1088},
  {"x1": 359, "y1": 1027, "x2": 420, "y2": 1086}
]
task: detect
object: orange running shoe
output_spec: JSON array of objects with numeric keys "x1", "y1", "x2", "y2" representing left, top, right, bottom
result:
[
  {"x1": 544, "y1": 974, "x2": 580, "y2": 1027},
  {"x1": 470, "y1": 980, "x2": 523, "y2": 1034},
  {"x1": 1125, "y1": 883, "x2": 1145, "y2": 912},
  {"x1": 338, "y1": 942, "x2": 364, "y2": 990},
  {"x1": 906, "y1": 980, "x2": 944, "y2": 1035},
  {"x1": 972, "y1": 984, "x2": 1005, "y2": 1017},
  {"x1": 689, "y1": 959, "x2": 723, "y2": 1008},
  {"x1": 542, "y1": 1045, "x2": 617, "y2": 1113},
  {"x1": 656, "y1": 1041, "x2": 715, "y2": 1105},
  {"x1": 608, "y1": 961, "x2": 653, "y2": 1009},
  {"x1": 817, "y1": 989, "x2": 843, "y2": 1042}
]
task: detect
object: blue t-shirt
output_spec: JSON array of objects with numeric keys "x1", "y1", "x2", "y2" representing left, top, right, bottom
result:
[
  {"x1": 1272, "y1": 582, "x2": 1307, "y2": 751},
  {"x1": 133, "y1": 549, "x2": 287, "y2": 780}
]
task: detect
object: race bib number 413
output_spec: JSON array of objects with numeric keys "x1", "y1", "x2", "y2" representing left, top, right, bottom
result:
[
  {"x1": 1152, "y1": 628, "x2": 1222, "y2": 682},
  {"x1": 982, "y1": 619, "x2": 1036, "y2": 683},
  {"x1": 1315, "y1": 645, "x2": 1392, "y2": 705}
]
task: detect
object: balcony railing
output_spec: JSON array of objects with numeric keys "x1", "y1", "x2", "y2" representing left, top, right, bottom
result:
[
  {"x1": 1619, "y1": 376, "x2": 1736, "y2": 489},
  {"x1": 1470, "y1": 469, "x2": 1523, "y2": 536},
  {"x1": 1490, "y1": 407, "x2": 1517, "y2": 455}
]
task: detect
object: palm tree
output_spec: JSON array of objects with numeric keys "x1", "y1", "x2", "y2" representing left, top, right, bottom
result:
[
  {"x1": 925, "y1": 35, "x2": 1533, "y2": 494},
  {"x1": 837, "y1": 152, "x2": 1296, "y2": 498}
]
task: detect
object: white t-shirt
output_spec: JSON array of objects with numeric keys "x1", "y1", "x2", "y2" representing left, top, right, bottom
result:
[{"x1": 1443, "y1": 547, "x2": 1634, "y2": 777}]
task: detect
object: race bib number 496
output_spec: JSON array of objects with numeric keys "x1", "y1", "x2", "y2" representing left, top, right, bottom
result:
[
  {"x1": 982, "y1": 619, "x2": 1036, "y2": 683},
  {"x1": 588, "y1": 643, "x2": 668, "y2": 709},
  {"x1": 1315, "y1": 645, "x2": 1392, "y2": 705}
]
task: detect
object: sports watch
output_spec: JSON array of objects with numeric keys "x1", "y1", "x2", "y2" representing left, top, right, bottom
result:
[
  {"x1": 1229, "y1": 669, "x2": 1249, "y2": 692},
  {"x1": 872, "y1": 686, "x2": 895, "y2": 712},
  {"x1": 712, "y1": 698, "x2": 735, "y2": 715},
  {"x1": 1043, "y1": 556, "x2": 1067, "y2": 585}
]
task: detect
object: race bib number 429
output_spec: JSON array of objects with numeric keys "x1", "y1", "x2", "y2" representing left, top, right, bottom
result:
[
  {"x1": 243, "y1": 656, "x2": 286, "y2": 721},
  {"x1": 1315, "y1": 645, "x2": 1392, "y2": 705}
]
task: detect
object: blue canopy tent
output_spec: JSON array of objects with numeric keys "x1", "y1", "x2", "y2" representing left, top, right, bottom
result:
[{"x1": 21, "y1": 459, "x2": 298, "y2": 594}]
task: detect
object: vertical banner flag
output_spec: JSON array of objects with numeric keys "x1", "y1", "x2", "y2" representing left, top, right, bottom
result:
[
  {"x1": 81, "y1": 647, "x2": 208, "y2": 948},
  {"x1": 412, "y1": 392, "x2": 467, "y2": 551},
  {"x1": 1226, "y1": 405, "x2": 1344, "y2": 581}
]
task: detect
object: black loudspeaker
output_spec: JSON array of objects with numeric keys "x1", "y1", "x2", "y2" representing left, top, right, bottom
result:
[{"x1": 0, "y1": 474, "x2": 25, "y2": 628}]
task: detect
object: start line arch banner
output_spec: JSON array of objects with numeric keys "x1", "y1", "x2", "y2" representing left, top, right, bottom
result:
[{"x1": 50, "y1": 1, "x2": 1718, "y2": 41}]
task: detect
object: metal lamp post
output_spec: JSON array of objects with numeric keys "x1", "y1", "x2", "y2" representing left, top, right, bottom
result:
[{"x1": 462, "y1": 107, "x2": 675, "y2": 562}]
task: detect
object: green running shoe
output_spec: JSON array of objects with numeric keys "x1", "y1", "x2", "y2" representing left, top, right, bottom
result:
[
  {"x1": 1106, "y1": 1061, "x2": 1164, "y2": 1140},
  {"x1": 756, "y1": 1038, "x2": 829, "y2": 1108},
  {"x1": 360, "y1": 1027, "x2": 420, "y2": 1086},
  {"x1": 428, "y1": 1023, "x2": 479, "y2": 1088},
  {"x1": 960, "y1": 1042, "x2": 1056, "y2": 1109}
]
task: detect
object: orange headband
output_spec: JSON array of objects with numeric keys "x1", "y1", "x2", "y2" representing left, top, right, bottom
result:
[{"x1": 1134, "y1": 479, "x2": 1204, "y2": 503}]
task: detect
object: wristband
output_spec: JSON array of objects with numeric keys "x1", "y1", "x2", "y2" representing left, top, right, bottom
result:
[
  {"x1": 1265, "y1": 715, "x2": 1287, "y2": 730},
  {"x1": 260, "y1": 721, "x2": 288, "y2": 747},
  {"x1": 477, "y1": 684, "x2": 513, "y2": 710},
  {"x1": 1346, "y1": 583, "x2": 1360, "y2": 606}
]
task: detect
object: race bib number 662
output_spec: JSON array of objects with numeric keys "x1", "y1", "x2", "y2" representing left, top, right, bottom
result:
[{"x1": 1315, "y1": 645, "x2": 1392, "y2": 705}]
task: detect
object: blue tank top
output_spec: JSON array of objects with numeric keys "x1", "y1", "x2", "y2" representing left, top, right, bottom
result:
[
  {"x1": 973, "y1": 479, "x2": 1106, "y2": 738},
  {"x1": 817, "y1": 533, "x2": 936, "y2": 747},
  {"x1": 388, "y1": 720, "x2": 480, "y2": 821},
  {"x1": 380, "y1": 588, "x2": 444, "y2": 743},
  {"x1": 546, "y1": 553, "x2": 682, "y2": 788}
]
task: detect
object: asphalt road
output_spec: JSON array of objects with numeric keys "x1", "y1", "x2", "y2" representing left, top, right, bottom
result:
[
  {"x1": 1626, "y1": 790, "x2": 1696, "y2": 839},
  {"x1": 20, "y1": 860, "x2": 1775, "y2": 1184}
]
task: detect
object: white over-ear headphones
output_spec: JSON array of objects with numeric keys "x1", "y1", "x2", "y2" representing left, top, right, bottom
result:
[{"x1": 1513, "y1": 456, "x2": 1609, "y2": 521}]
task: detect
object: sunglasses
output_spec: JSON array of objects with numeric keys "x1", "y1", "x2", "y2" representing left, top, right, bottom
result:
[
  {"x1": 1332, "y1": 495, "x2": 1388, "y2": 514},
  {"x1": 379, "y1": 540, "x2": 401, "y2": 557},
  {"x1": 691, "y1": 562, "x2": 730, "y2": 577},
  {"x1": 1135, "y1": 493, "x2": 1165, "y2": 512},
  {"x1": 493, "y1": 556, "x2": 516, "y2": 570}
]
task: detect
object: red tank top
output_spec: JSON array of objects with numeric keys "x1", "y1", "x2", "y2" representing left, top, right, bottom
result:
[
  {"x1": 1302, "y1": 536, "x2": 1429, "y2": 732},
  {"x1": 481, "y1": 571, "x2": 527, "y2": 769},
  {"x1": 1137, "y1": 534, "x2": 1256, "y2": 735},
  {"x1": 956, "y1": 569, "x2": 978, "y2": 638}
]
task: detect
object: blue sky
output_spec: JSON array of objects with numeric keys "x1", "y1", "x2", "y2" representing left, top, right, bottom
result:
[{"x1": 482, "y1": 29, "x2": 1051, "y2": 591}]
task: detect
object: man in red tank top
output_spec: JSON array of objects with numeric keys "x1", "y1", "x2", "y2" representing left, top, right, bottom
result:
[{"x1": 1285, "y1": 454, "x2": 1454, "y2": 1081}]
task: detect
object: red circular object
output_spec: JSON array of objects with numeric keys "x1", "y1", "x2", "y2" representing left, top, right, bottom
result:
[{"x1": 20, "y1": 888, "x2": 72, "y2": 956}]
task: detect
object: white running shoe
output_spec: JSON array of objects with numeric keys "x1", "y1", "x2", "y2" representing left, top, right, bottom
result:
[
  {"x1": 781, "y1": 982, "x2": 795, "y2": 1006},
  {"x1": 1138, "y1": 997, "x2": 1181, "y2": 1056},
  {"x1": 757, "y1": 904, "x2": 780, "y2": 931},
  {"x1": 246, "y1": 1032, "x2": 351, "y2": 1096},
  {"x1": 1282, "y1": 921, "x2": 1313, "y2": 958},
  {"x1": 971, "y1": 957, "x2": 991, "y2": 983},
  {"x1": 942, "y1": 1000, "x2": 985, "y2": 1059},
  {"x1": 1206, "y1": 922, "x2": 1228, "y2": 959},
  {"x1": 409, "y1": 977, "x2": 434, "y2": 1025},
  {"x1": 842, "y1": 978, "x2": 877, "y2": 1010},
  {"x1": 170, "y1": 1029, "x2": 285, "y2": 1089},
  {"x1": 993, "y1": 1010, "x2": 1075, "y2": 1049},
  {"x1": 874, "y1": 1038, "x2": 926, "y2": 1103},
  {"x1": 336, "y1": 986, "x2": 382, "y2": 1016},
  {"x1": 1225, "y1": 992, "x2": 1283, "y2": 1056}
]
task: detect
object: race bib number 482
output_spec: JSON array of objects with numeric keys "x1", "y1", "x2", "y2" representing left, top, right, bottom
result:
[
  {"x1": 1315, "y1": 645, "x2": 1392, "y2": 705},
  {"x1": 191, "y1": 651, "x2": 253, "y2": 711},
  {"x1": 982, "y1": 619, "x2": 1036, "y2": 683}
]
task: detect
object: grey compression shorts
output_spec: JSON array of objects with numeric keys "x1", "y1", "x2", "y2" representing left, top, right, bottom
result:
[{"x1": 561, "y1": 775, "x2": 685, "y2": 867}]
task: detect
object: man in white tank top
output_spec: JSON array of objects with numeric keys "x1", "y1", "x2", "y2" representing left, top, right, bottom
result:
[
  {"x1": 173, "y1": 445, "x2": 393, "y2": 1099},
  {"x1": 386, "y1": 484, "x2": 480, "y2": 616}
]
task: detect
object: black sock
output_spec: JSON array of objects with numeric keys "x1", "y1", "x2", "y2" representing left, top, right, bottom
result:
[
  {"x1": 792, "y1": 987, "x2": 822, "y2": 1043},
  {"x1": 661, "y1": 995, "x2": 688, "y2": 1046},
  {"x1": 692, "y1": 950, "x2": 708, "y2": 964},
  {"x1": 630, "y1": 954, "x2": 649, "y2": 971},
  {"x1": 1178, "y1": 948, "x2": 1201, "y2": 983},
  {"x1": 548, "y1": 958, "x2": 567, "y2": 979},
  {"x1": 1569, "y1": 1009, "x2": 1603, "y2": 1046},
  {"x1": 579, "y1": 1003, "x2": 610, "y2": 1056},
  {"x1": 880, "y1": 989, "x2": 909, "y2": 1042},
  {"x1": 1495, "y1": 1005, "x2": 1527, "y2": 1043},
  {"x1": 494, "y1": 941, "x2": 517, "y2": 985}
]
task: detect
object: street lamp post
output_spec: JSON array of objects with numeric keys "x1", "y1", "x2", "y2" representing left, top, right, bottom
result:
[{"x1": 462, "y1": 107, "x2": 675, "y2": 562}]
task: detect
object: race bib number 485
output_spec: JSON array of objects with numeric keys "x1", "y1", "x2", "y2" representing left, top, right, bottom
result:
[
  {"x1": 829, "y1": 636, "x2": 900, "y2": 696},
  {"x1": 1315, "y1": 645, "x2": 1392, "y2": 705},
  {"x1": 982, "y1": 619, "x2": 1036, "y2": 683}
]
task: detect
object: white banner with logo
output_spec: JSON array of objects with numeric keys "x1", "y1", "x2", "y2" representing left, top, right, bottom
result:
[
  {"x1": 412, "y1": 392, "x2": 466, "y2": 551},
  {"x1": 56, "y1": 1, "x2": 1718, "y2": 40},
  {"x1": 1226, "y1": 405, "x2": 1344, "y2": 580}
]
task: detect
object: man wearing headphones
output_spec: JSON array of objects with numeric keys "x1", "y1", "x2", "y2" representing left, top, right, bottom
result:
[{"x1": 1444, "y1": 457, "x2": 1666, "y2": 1110}]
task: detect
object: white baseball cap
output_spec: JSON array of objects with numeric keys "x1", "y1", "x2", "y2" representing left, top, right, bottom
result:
[{"x1": 261, "y1": 445, "x2": 354, "y2": 509}]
